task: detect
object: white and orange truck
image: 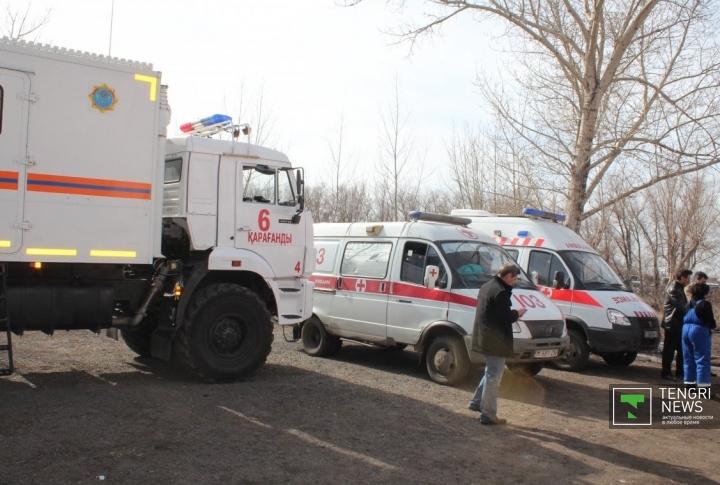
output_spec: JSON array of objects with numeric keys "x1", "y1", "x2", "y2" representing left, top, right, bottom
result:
[{"x1": 0, "y1": 38, "x2": 315, "y2": 380}]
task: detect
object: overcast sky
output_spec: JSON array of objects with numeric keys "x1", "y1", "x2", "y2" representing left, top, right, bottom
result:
[{"x1": 7, "y1": 0, "x2": 499, "y2": 186}]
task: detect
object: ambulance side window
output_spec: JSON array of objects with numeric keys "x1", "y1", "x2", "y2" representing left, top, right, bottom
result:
[
  {"x1": 529, "y1": 251, "x2": 567, "y2": 287},
  {"x1": 401, "y1": 242, "x2": 428, "y2": 285},
  {"x1": 505, "y1": 249, "x2": 519, "y2": 262},
  {"x1": 341, "y1": 242, "x2": 392, "y2": 279}
]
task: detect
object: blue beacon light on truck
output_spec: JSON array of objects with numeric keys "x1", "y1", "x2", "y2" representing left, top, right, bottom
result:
[{"x1": 522, "y1": 208, "x2": 566, "y2": 222}]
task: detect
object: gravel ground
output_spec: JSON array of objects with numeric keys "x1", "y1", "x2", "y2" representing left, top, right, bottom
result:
[{"x1": 0, "y1": 327, "x2": 719, "y2": 485}]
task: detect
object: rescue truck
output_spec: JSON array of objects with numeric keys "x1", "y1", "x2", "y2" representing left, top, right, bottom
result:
[
  {"x1": 304, "y1": 212, "x2": 569, "y2": 385},
  {"x1": 452, "y1": 208, "x2": 661, "y2": 371},
  {"x1": 0, "y1": 38, "x2": 315, "y2": 380}
]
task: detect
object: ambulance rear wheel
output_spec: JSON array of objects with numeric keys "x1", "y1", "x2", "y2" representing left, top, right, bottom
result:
[
  {"x1": 601, "y1": 351, "x2": 637, "y2": 366},
  {"x1": 174, "y1": 284, "x2": 273, "y2": 381},
  {"x1": 425, "y1": 335, "x2": 470, "y2": 386},
  {"x1": 550, "y1": 329, "x2": 589, "y2": 372},
  {"x1": 507, "y1": 362, "x2": 544, "y2": 377},
  {"x1": 301, "y1": 316, "x2": 336, "y2": 357}
]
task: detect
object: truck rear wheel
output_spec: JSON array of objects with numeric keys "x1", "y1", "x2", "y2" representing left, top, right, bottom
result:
[
  {"x1": 174, "y1": 283, "x2": 273, "y2": 381},
  {"x1": 301, "y1": 316, "x2": 340, "y2": 357},
  {"x1": 601, "y1": 351, "x2": 637, "y2": 366},
  {"x1": 550, "y1": 329, "x2": 589, "y2": 372},
  {"x1": 425, "y1": 335, "x2": 470, "y2": 386}
]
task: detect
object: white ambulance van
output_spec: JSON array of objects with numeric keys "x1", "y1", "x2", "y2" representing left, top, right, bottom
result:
[
  {"x1": 304, "y1": 212, "x2": 569, "y2": 385},
  {"x1": 452, "y1": 208, "x2": 661, "y2": 371}
]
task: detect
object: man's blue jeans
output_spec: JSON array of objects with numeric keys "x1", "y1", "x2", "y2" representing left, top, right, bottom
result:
[{"x1": 469, "y1": 355, "x2": 506, "y2": 422}]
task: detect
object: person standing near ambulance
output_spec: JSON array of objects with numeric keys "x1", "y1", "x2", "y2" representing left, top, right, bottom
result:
[
  {"x1": 661, "y1": 269, "x2": 692, "y2": 381},
  {"x1": 468, "y1": 263, "x2": 527, "y2": 425}
]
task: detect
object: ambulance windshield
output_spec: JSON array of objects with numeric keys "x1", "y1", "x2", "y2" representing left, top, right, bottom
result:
[
  {"x1": 561, "y1": 251, "x2": 629, "y2": 291},
  {"x1": 438, "y1": 241, "x2": 536, "y2": 290}
]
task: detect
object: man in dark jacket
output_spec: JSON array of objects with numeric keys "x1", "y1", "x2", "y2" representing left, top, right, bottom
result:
[
  {"x1": 468, "y1": 263, "x2": 527, "y2": 425},
  {"x1": 661, "y1": 268, "x2": 692, "y2": 381}
]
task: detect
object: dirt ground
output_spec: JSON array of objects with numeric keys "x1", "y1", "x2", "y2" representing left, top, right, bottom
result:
[{"x1": 1, "y1": 328, "x2": 719, "y2": 485}]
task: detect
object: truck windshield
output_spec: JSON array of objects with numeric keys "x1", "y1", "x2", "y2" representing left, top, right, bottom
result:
[
  {"x1": 560, "y1": 251, "x2": 630, "y2": 291},
  {"x1": 438, "y1": 241, "x2": 536, "y2": 290}
]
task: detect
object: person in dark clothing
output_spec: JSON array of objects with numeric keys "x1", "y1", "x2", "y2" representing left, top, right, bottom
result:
[
  {"x1": 682, "y1": 283, "x2": 716, "y2": 395},
  {"x1": 468, "y1": 263, "x2": 527, "y2": 425},
  {"x1": 661, "y1": 269, "x2": 692, "y2": 381}
]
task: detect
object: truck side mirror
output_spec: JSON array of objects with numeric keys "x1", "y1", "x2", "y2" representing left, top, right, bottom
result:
[
  {"x1": 295, "y1": 168, "x2": 305, "y2": 214},
  {"x1": 424, "y1": 265, "x2": 440, "y2": 289},
  {"x1": 553, "y1": 271, "x2": 566, "y2": 290}
]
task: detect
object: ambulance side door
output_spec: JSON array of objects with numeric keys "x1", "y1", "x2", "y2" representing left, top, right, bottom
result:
[
  {"x1": 386, "y1": 240, "x2": 450, "y2": 344},
  {"x1": 528, "y1": 249, "x2": 574, "y2": 317},
  {"x1": 332, "y1": 240, "x2": 393, "y2": 343}
]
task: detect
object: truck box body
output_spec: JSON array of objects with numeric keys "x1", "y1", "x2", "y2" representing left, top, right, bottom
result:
[{"x1": 0, "y1": 38, "x2": 167, "y2": 264}]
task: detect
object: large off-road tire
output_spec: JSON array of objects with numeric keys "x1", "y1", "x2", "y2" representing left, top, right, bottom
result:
[
  {"x1": 120, "y1": 327, "x2": 153, "y2": 357},
  {"x1": 425, "y1": 335, "x2": 471, "y2": 386},
  {"x1": 550, "y1": 329, "x2": 590, "y2": 372},
  {"x1": 507, "y1": 362, "x2": 544, "y2": 377},
  {"x1": 601, "y1": 351, "x2": 637, "y2": 366},
  {"x1": 301, "y1": 316, "x2": 338, "y2": 357},
  {"x1": 173, "y1": 284, "x2": 273, "y2": 381}
]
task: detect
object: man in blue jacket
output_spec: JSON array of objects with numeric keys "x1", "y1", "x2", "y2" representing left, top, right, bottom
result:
[{"x1": 468, "y1": 263, "x2": 526, "y2": 425}]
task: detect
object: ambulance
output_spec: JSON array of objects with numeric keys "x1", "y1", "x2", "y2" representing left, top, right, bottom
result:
[
  {"x1": 452, "y1": 208, "x2": 661, "y2": 371},
  {"x1": 304, "y1": 212, "x2": 569, "y2": 385}
]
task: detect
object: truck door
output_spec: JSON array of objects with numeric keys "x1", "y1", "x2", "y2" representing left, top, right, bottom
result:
[
  {"x1": 386, "y1": 241, "x2": 450, "y2": 344},
  {"x1": 0, "y1": 69, "x2": 30, "y2": 254},
  {"x1": 234, "y1": 161, "x2": 306, "y2": 278},
  {"x1": 332, "y1": 240, "x2": 393, "y2": 343}
]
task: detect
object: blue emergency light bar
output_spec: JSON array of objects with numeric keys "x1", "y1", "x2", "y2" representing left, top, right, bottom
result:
[
  {"x1": 179, "y1": 114, "x2": 233, "y2": 134},
  {"x1": 522, "y1": 208, "x2": 566, "y2": 222}
]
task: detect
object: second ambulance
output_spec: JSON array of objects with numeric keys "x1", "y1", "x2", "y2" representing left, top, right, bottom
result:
[
  {"x1": 452, "y1": 208, "x2": 661, "y2": 371},
  {"x1": 304, "y1": 212, "x2": 569, "y2": 385}
]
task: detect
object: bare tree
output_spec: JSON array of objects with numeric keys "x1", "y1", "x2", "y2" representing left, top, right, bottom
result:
[
  {"x1": 226, "y1": 81, "x2": 281, "y2": 149},
  {"x1": 347, "y1": 0, "x2": 720, "y2": 231},
  {"x1": 1, "y1": 1, "x2": 51, "y2": 41},
  {"x1": 376, "y1": 75, "x2": 430, "y2": 221}
]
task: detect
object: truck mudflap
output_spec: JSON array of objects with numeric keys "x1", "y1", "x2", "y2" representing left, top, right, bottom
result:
[{"x1": 464, "y1": 335, "x2": 570, "y2": 365}]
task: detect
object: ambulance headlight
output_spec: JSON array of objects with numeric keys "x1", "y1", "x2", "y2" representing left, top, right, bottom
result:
[
  {"x1": 512, "y1": 321, "x2": 521, "y2": 333},
  {"x1": 607, "y1": 308, "x2": 631, "y2": 326}
]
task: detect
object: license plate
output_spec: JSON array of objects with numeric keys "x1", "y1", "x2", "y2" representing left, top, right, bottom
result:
[
  {"x1": 534, "y1": 349, "x2": 559, "y2": 358},
  {"x1": 644, "y1": 330, "x2": 659, "y2": 339}
]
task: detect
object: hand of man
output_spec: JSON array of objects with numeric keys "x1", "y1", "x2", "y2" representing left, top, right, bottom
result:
[{"x1": 517, "y1": 307, "x2": 527, "y2": 318}]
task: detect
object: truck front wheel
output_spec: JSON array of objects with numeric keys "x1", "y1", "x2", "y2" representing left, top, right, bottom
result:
[{"x1": 174, "y1": 283, "x2": 273, "y2": 381}]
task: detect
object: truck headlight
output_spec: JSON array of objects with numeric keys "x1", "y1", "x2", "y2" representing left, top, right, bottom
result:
[
  {"x1": 512, "y1": 321, "x2": 521, "y2": 333},
  {"x1": 607, "y1": 308, "x2": 631, "y2": 326}
]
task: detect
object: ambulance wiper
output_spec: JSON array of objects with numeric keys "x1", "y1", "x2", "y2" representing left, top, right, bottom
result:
[{"x1": 584, "y1": 282, "x2": 627, "y2": 291}]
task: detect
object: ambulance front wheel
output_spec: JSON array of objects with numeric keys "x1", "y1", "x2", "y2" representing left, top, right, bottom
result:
[
  {"x1": 550, "y1": 329, "x2": 589, "y2": 372},
  {"x1": 507, "y1": 362, "x2": 544, "y2": 377},
  {"x1": 601, "y1": 351, "x2": 637, "y2": 366},
  {"x1": 425, "y1": 335, "x2": 470, "y2": 386},
  {"x1": 301, "y1": 316, "x2": 341, "y2": 357}
]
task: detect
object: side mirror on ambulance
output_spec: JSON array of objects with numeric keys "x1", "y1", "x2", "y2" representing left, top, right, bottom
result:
[
  {"x1": 553, "y1": 271, "x2": 566, "y2": 290},
  {"x1": 531, "y1": 270, "x2": 539, "y2": 286},
  {"x1": 424, "y1": 265, "x2": 440, "y2": 289}
]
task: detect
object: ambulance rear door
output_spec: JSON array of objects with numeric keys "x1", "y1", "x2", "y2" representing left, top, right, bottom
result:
[{"x1": 0, "y1": 69, "x2": 30, "y2": 254}]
